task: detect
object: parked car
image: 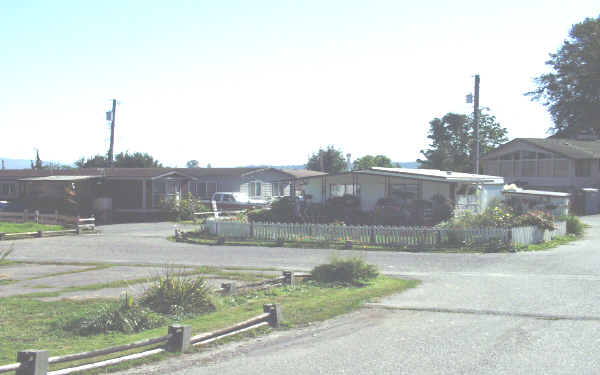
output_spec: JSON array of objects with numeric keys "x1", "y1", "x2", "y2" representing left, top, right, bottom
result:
[
  {"x1": 0, "y1": 200, "x2": 22, "y2": 212},
  {"x1": 210, "y1": 192, "x2": 268, "y2": 211}
]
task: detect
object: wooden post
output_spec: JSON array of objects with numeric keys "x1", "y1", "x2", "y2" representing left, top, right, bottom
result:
[
  {"x1": 34, "y1": 210, "x2": 39, "y2": 224},
  {"x1": 221, "y1": 282, "x2": 237, "y2": 296},
  {"x1": 54, "y1": 210, "x2": 58, "y2": 225},
  {"x1": 167, "y1": 325, "x2": 191, "y2": 353},
  {"x1": 37, "y1": 230, "x2": 43, "y2": 238},
  {"x1": 0, "y1": 233, "x2": 4, "y2": 240},
  {"x1": 282, "y1": 271, "x2": 295, "y2": 286},
  {"x1": 370, "y1": 226, "x2": 376, "y2": 245},
  {"x1": 16, "y1": 350, "x2": 48, "y2": 375},
  {"x1": 263, "y1": 304, "x2": 283, "y2": 328}
]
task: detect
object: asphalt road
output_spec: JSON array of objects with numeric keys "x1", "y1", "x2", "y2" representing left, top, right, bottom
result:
[{"x1": 4, "y1": 218, "x2": 600, "y2": 374}]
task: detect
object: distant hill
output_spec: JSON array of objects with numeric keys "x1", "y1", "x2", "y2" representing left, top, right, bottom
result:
[
  {"x1": 238, "y1": 165, "x2": 306, "y2": 170},
  {"x1": 0, "y1": 158, "x2": 32, "y2": 169},
  {"x1": 239, "y1": 162, "x2": 420, "y2": 170},
  {"x1": 398, "y1": 161, "x2": 419, "y2": 169},
  {"x1": 0, "y1": 158, "x2": 74, "y2": 170}
]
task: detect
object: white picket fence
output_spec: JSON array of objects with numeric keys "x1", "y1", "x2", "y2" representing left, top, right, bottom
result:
[{"x1": 204, "y1": 220, "x2": 567, "y2": 248}]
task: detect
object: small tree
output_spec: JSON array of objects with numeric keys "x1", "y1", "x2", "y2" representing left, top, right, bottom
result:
[
  {"x1": 352, "y1": 155, "x2": 393, "y2": 170},
  {"x1": 186, "y1": 160, "x2": 200, "y2": 168},
  {"x1": 306, "y1": 146, "x2": 346, "y2": 173},
  {"x1": 418, "y1": 109, "x2": 508, "y2": 173}
]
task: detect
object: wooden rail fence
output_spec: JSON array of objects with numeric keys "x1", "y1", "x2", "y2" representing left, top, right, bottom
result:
[
  {"x1": 0, "y1": 304, "x2": 282, "y2": 375},
  {"x1": 200, "y1": 220, "x2": 567, "y2": 248},
  {"x1": 0, "y1": 212, "x2": 95, "y2": 241}
]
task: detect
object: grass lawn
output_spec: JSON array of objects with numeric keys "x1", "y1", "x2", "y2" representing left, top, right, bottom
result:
[
  {"x1": 0, "y1": 276, "x2": 416, "y2": 372},
  {"x1": 0, "y1": 221, "x2": 63, "y2": 234},
  {"x1": 518, "y1": 234, "x2": 580, "y2": 251}
]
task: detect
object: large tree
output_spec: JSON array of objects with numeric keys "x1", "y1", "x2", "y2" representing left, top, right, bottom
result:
[
  {"x1": 31, "y1": 149, "x2": 43, "y2": 170},
  {"x1": 75, "y1": 152, "x2": 163, "y2": 168},
  {"x1": 527, "y1": 16, "x2": 600, "y2": 136},
  {"x1": 186, "y1": 160, "x2": 200, "y2": 168},
  {"x1": 306, "y1": 146, "x2": 346, "y2": 173},
  {"x1": 418, "y1": 109, "x2": 508, "y2": 173},
  {"x1": 352, "y1": 155, "x2": 394, "y2": 170}
]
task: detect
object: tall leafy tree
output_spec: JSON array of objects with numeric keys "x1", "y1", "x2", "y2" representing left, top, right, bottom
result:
[
  {"x1": 418, "y1": 109, "x2": 508, "y2": 173},
  {"x1": 186, "y1": 160, "x2": 200, "y2": 168},
  {"x1": 75, "y1": 155, "x2": 108, "y2": 168},
  {"x1": 31, "y1": 149, "x2": 43, "y2": 170},
  {"x1": 352, "y1": 155, "x2": 394, "y2": 170},
  {"x1": 527, "y1": 16, "x2": 600, "y2": 136},
  {"x1": 306, "y1": 146, "x2": 346, "y2": 173},
  {"x1": 75, "y1": 152, "x2": 163, "y2": 168}
]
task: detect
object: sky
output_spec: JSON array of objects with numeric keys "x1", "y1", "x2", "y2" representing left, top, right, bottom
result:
[{"x1": 1, "y1": 1, "x2": 599, "y2": 168}]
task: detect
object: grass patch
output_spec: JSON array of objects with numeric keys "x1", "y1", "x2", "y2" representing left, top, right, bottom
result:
[
  {"x1": 0, "y1": 221, "x2": 64, "y2": 234},
  {"x1": 519, "y1": 234, "x2": 580, "y2": 251},
  {"x1": 0, "y1": 276, "x2": 415, "y2": 371}
]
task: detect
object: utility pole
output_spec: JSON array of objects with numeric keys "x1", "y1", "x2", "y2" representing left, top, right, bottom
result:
[
  {"x1": 107, "y1": 99, "x2": 117, "y2": 167},
  {"x1": 473, "y1": 75, "x2": 480, "y2": 175}
]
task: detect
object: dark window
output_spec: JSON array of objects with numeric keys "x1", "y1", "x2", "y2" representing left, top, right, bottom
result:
[{"x1": 576, "y1": 160, "x2": 591, "y2": 177}]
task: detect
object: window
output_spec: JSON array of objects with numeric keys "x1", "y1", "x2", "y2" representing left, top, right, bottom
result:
[
  {"x1": 576, "y1": 160, "x2": 591, "y2": 177},
  {"x1": 390, "y1": 184, "x2": 417, "y2": 200},
  {"x1": 329, "y1": 184, "x2": 360, "y2": 197},
  {"x1": 554, "y1": 159, "x2": 570, "y2": 177},
  {"x1": 1, "y1": 183, "x2": 15, "y2": 195},
  {"x1": 522, "y1": 160, "x2": 537, "y2": 177},
  {"x1": 249, "y1": 182, "x2": 262, "y2": 197},
  {"x1": 522, "y1": 151, "x2": 537, "y2": 159},
  {"x1": 538, "y1": 159, "x2": 553, "y2": 177},
  {"x1": 499, "y1": 160, "x2": 514, "y2": 177},
  {"x1": 223, "y1": 194, "x2": 234, "y2": 202},
  {"x1": 206, "y1": 182, "x2": 218, "y2": 197},
  {"x1": 272, "y1": 183, "x2": 285, "y2": 197}
]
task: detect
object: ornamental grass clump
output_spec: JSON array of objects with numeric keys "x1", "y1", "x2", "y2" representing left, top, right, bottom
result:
[
  {"x1": 564, "y1": 215, "x2": 585, "y2": 235},
  {"x1": 311, "y1": 256, "x2": 379, "y2": 286},
  {"x1": 65, "y1": 293, "x2": 166, "y2": 336},
  {"x1": 139, "y1": 268, "x2": 216, "y2": 317}
]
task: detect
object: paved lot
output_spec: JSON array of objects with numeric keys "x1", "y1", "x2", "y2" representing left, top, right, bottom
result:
[{"x1": 4, "y1": 218, "x2": 600, "y2": 374}]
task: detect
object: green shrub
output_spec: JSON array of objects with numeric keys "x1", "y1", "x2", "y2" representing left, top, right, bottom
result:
[
  {"x1": 513, "y1": 211, "x2": 555, "y2": 231},
  {"x1": 161, "y1": 193, "x2": 208, "y2": 221},
  {"x1": 65, "y1": 294, "x2": 166, "y2": 335},
  {"x1": 247, "y1": 208, "x2": 274, "y2": 223},
  {"x1": 311, "y1": 257, "x2": 379, "y2": 286},
  {"x1": 139, "y1": 269, "x2": 215, "y2": 316},
  {"x1": 564, "y1": 215, "x2": 584, "y2": 235}
]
